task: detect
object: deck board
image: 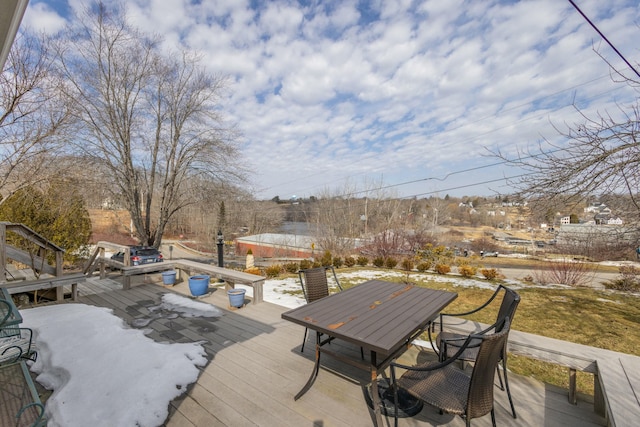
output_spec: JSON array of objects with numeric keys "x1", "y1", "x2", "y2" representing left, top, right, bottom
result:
[{"x1": 68, "y1": 278, "x2": 607, "y2": 427}]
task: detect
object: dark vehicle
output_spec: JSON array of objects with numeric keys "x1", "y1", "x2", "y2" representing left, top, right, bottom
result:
[{"x1": 111, "y1": 246, "x2": 163, "y2": 266}]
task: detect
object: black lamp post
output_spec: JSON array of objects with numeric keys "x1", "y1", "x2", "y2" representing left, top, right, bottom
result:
[{"x1": 216, "y1": 229, "x2": 224, "y2": 267}]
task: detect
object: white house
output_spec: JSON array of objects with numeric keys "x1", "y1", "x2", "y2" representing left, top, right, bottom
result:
[{"x1": 607, "y1": 217, "x2": 623, "y2": 225}]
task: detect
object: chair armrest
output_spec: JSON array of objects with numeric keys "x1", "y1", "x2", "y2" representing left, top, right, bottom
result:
[
  {"x1": 327, "y1": 266, "x2": 342, "y2": 291},
  {"x1": 0, "y1": 328, "x2": 34, "y2": 363},
  {"x1": 393, "y1": 334, "x2": 477, "y2": 372},
  {"x1": 17, "y1": 402, "x2": 46, "y2": 426},
  {"x1": 437, "y1": 286, "x2": 504, "y2": 330}
]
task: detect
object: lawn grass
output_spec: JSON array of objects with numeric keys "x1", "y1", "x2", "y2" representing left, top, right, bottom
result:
[{"x1": 336, "y1": 267, "x2": 640, "y2": 395}]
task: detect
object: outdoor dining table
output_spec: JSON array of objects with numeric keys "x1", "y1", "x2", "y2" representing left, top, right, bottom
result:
[{"x1": 281, "y1": 279, "x2": 457, "y2": 426}]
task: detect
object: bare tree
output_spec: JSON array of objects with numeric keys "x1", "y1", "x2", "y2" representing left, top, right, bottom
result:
[
  {"x1": 310, "y1": 183, "x2": 366, "y2": 255},
  {"x1": 55, "y1": 3, "x2": 242, "y2": 246},
  {"x1": 0, "y1": 32, "x2": 71, "y2": 202},
  {"x1": 496, "y1": 78, "x2": 640, "y2": 229}
]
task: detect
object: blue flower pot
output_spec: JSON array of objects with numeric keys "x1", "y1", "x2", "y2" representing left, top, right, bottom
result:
[
  {"x1": 161, "y1": 270, "x2": 177, "y2": 285},
  {"x1": 188, "y1": 275, "x2": 210, "y2": 296},
  {"x1": 227, "y1": 289, "x2": 246, "y2": 308}
]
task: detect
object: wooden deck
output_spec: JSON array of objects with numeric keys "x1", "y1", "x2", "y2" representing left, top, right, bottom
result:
[{"x1": 70, "y1": 277, "x2": 605, "y2": 427}]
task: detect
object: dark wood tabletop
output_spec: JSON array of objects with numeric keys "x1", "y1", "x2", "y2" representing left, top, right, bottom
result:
[{"x1": 282, "y1": 279, "x2": 457, "y2": 355}]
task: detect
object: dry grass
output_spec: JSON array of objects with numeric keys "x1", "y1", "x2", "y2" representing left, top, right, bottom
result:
[
  {"x1": 339, "y1": 267, "x2": 640, "y2": 396},
  {"x1": 425, "y1": 283, "x2": 640, "y2": 395}
]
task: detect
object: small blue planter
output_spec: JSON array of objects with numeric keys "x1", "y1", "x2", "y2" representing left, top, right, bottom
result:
[
  {"x1": 227, "y1": 289, "x2": 246, "y2": 308},
  {"x1": 188, "y1": 275, "x2": 210, "y2": 296},
  {"x1": 161, "y1": 270, "x2": 177, "y2": 285}
]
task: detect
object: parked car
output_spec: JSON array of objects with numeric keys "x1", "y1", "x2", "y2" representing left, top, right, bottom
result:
[
  {"x1": 481, "y1": 251, "x2": 499, "y2": 257},
  {"x1": 111, "y1": 246, "x2": 163, "y2": 266}
]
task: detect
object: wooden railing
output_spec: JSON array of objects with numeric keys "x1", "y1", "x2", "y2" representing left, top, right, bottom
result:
[
  {"x1": 0, "y1": 222, "x2": 84, "y2": 301},
  {"x1": 87, "y1": 241, "x2": 267, "y2": 304}
]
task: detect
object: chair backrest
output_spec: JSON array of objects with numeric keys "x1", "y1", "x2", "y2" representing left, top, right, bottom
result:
[
  {"x1": 298, "y1": 267, "x2": 340, "y2": 303},
  {"x1": 495, "y1": 286, "x2": 520, "y2": 332},
  {"x1": 0, "y1": 299, "x2": 12, "y2": 327},
  {"x1": 466, "y1": 319, "x2": 511, "y2": 419}
]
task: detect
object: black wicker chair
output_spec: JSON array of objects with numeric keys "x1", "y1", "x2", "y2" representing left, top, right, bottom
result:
[
  {"x1": 297, "y1": 266, "x2": 364, "y2": 359},
  {"x1": 429, "y1": 285, "x2": 520, "y2": 418},
  {"x1": 390, "y1": 319, "x2": 511, "y2": 427},
  {"x1": 297, "y1": 266, "x2": 342, "y2": 352}
]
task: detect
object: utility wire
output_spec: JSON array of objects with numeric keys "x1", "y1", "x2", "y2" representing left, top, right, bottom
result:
[{"x1": 568, "y1": 0, "x2": 640, "y2": 79}]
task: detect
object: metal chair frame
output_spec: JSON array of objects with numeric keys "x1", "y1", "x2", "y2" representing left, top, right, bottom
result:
[
  {"x1": 391, "y1": 319, "x2": 511, "y2": 427},
  {"x1": 428, "y1": 284, "x2": 520, "y2": 418}
]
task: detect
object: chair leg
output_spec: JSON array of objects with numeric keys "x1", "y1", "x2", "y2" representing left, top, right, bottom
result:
[
  {"x1": 301, "y1": 327, "x2": 308, "y2": 352},
  {"x1": 502, "y1": 360, "x2": 517, "y2": 418},
  {"x1": 495, "y1": 365, "x2": 505, "y2": 390}
]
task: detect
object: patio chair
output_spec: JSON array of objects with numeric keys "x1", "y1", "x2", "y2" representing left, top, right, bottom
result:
[
  {"x1": 298, "y1": 266, "x2": 365, "y2": 358},
  {"x1": 390, "y1": 319, "x2": 511, "y2": 427},
  {"x1": 429, "y1": 285, "x2": 520, "y2": 418},
  {"x1": 298, "y1": 266, "x2": 342, "y2": 352}
]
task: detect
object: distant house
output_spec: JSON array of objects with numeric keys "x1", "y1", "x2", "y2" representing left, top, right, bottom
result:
[
  {"x1": 594, "y1": 214, "x2": 624, "y2": 225},
  {"x1": 560, "y1": 216, "x2": 571, "y2": 225},
  {"x1": 584, "y1": 203, "x2": 611, "y2": 214},
  {"x1": 607, "y1": 217, "x2": 623, "y2": 225},
  {"x1": 556, "y1": 223, "x2": 634, "y2": 246}
]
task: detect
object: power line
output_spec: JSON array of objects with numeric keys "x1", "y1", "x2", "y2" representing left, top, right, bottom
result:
[{"x1": 568, "y1": 0, "x2": 640, "y2": 79}]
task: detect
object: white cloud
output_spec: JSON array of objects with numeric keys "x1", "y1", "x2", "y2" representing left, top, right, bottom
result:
[
  {"x1": 22, "y1": 2, "x2": 67, "y2": 33},
  {"x1": 21, "y1": 0, "x2": 640, "y2": 199}
]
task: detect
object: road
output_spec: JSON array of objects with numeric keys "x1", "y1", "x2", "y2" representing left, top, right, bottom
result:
[{"x1": 487, "y1": 263, "x2": 620, "y2": 289}]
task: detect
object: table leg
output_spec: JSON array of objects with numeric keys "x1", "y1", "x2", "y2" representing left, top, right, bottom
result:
[
  {"x1": 370, "y1": 351, "x2": 383, "y2": 427},
  {"x1": 294, "y1": 332, "x2": 322, "y2": 400}
]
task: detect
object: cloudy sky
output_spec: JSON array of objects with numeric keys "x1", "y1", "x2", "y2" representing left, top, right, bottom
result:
[{"x1": 22, "y1": 0, "x2": 640, "y2": 200}]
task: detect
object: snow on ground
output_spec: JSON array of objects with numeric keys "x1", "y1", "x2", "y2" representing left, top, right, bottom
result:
[
  {"x1": 235, "y1": 269, "x2": 511, "y2": 309},
  {"x1": 21, "y1": 295, "x2": 217, "y2": 427}
]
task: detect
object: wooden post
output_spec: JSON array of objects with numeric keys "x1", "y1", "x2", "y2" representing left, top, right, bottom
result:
[
  {"x1": 55, "y1": 250, "x2": 64, "y2": 301},
  {"x1": 71, "y1": 282, "x2": 78, "y2": 301},
  {"x1": 594, "y1": 372, "x2": 605, "y2": 416},
  {"x1": 124, "y1": 247, "x2": 131, "y2": 267},
  {"x1": 99, "y1": 247, "x2": 106, "y2": 279},
  {"x1": 568, "y1": 368, "x2": 577, "y2": 405},
  {"x1": 0, "y1": 223, "x2": 5, "y2": 282},
  {"x1": 253, "y1": 279, "x2": 264, "y2": 304}
]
